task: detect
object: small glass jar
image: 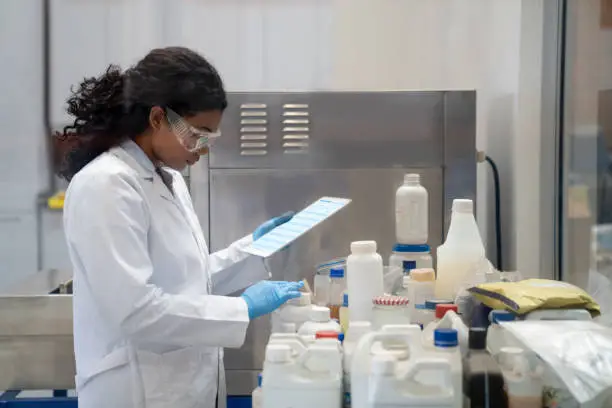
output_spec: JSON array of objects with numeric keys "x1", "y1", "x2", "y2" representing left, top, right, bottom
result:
[{"x1": 372, "y1": 295, "x2": 411, "y2": 330}]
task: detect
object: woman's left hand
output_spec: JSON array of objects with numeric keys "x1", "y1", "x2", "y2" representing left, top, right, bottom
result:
[{"x1": 253, "y1": 211, "x2": 295, "y2": 240}]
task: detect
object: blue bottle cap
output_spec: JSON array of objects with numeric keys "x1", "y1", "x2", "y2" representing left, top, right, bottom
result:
[
  {"x1": 424, "y1": 299, "x2": 454, "y2": 310},
  {"x1": 257, "y1": 372, "x2": 262, "y2": 387},
  {"x1": 392, "y1": 243, "x2": 431, "y2": 253},
  {"x1": 434, "y1": 328, "x2": 458, "y2": 348},
  {"x1": 490, "y1": 310, "x2": 516, "y2": 324},
  {"x1": 343, "y1": 292, "x2": 349, "y2": 307},
  {"x1": 338, "y1": 333, "x2": 345, "y2": 343},
  {"x1": 329, "y1": 267, "x2": 345, "y2": 278}
]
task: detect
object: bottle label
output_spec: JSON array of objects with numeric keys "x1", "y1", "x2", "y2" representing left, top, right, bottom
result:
[{"x1": 402, "y1": 260, "x2": 417, "y2": 274}]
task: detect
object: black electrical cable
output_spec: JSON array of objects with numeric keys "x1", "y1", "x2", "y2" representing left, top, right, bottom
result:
[{"x1": 485, "y1": 155, "x2": 503, "y2": 271}]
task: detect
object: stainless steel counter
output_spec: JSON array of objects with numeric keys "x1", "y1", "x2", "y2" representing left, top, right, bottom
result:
[{"x1": 0, "y1": 269, "x2": 75, "y2": 390}]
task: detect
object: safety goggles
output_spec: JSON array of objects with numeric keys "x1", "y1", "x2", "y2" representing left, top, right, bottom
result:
[{"x1": 165, "y1": 108, "x2": 222, "y2": 152}]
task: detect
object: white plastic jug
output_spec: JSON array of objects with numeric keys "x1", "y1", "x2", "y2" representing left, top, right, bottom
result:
[
  {"x1": 347, "y1": 241, "x2": 384, "y2": 323},
  {"x1": 262, "y1": 342, "x2": 343, "y2": 408},
  {"x1": 271, "y1": 292, "x2": 315, "y2": 333},
  {"x1": 436, "y1": 199, "x2": 485, "y2": 300},
  {"x1": 352, "y1": 326, "x2": 462, "y2": 408},
  {"x1": 395, "y1": 173, "x2": 429, "y2": 244},
  {"x1": 422, "y1": 309, "x2": 469, "y2": 357},
  {"x1": 351, "y1": 325, "x2": 424, "y2": 408},
  {"x1": 343, "y1": 321, "x2": 373, "y2": 408},
  {"x1": 298, "y1": 306, "x2": 341, "y2": 342}
]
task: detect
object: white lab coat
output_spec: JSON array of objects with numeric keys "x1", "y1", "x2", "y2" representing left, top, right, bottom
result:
[{"x1": 63, "y1": 140, "x2": 269, "y2": 408}]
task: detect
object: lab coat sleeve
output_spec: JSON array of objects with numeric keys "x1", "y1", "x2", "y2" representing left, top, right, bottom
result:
[
  {"x1": 209, "y1": 235, "x2": 271, "y2": 296},
  {"x1": 64, "y1": 171, "x2": 249, "y2": 349}
]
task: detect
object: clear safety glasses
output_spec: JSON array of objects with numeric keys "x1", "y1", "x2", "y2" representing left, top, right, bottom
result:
[{"x1": 165, "y1": 108, "x2": 222, "y2": 152}]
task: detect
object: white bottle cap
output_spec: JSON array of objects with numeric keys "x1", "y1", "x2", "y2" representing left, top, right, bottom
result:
[
  {"x1": 266, "y1": 344, "x2": 292, "y2": 363},
  {"x1": 404, "y1": 173, "x2": 420, "y2": 184},
  {"x1": 371, "y1": 354, "x2": 396, "y2": 376},
  {"x1": 287, "y1": 292, "x2": 311, "y2": 306},
  {"x1": 350, "y1": 240, "x2": 377, "y2": 254},
  {"x1": 452, "y1": 199, "x2": 473, "y2": 214},
  {"x1": 410, "y1": 268, "x2": 435, "y2": 282},
  {"x1": 310, "y1": 306, "x2": 331, "y2": 322}
]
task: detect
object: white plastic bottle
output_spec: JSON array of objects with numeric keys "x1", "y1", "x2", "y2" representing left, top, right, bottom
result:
[
  {"x1": 486, "y1": 310, "x2": 517, "y2": 356},
  {"x1": 435, "y1": 199, "x2": 485, "y2": 300},
  {"x1": 297, "y1": 306, "x2": 341, "y2": 342},
  {"x1": 328, "y1": 267, "x2": 346, "y2": 320},
  {"x1": 271, "y1": 292, "x2": 314, "y2": 333},
  {"x1": 346, "y1": 241, "x2": 384, "y2": 323},
  {"x1": 342, "y1": 321, "x2": 372, "y2": 408},
  {"x1": 252, "y1": 372, "x2": 263, "y2": 408},
  {"x1": 262, "y1": 342, "x2": 342, "y2": 408},
  {"x1": 399, "y1": 268, "x2": 436, "y2": 324},
  {"x1": 432, "y1": 328, "x2": 463, "y2": 408},
  {"x1": 395, "y1": 173, "x2": 429, "y2": 244}
]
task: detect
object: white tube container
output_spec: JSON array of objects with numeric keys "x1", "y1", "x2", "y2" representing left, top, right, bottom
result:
[
  {"x1": 347, "y1": 241, "x2": 384, "y2": 323},
  {"x1": 399, "y1": 268, "x2": 436, "y2": 323},
  {"x1": 395, "y1": 173, "x2": 429, "y2": 244},
  {"x1": 435, "y1": 199, "x2": 485, "y2": 300},
  {"x1": 297, "y1": 306, "x2": 341, "y2": 342}
]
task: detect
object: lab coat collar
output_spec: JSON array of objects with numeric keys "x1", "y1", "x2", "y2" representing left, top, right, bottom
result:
[{"x1": 120, "y1": 139, "x2": 156, "y2": 174}]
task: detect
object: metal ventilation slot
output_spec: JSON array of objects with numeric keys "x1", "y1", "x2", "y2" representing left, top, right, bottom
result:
[
  {"x1": 282, "y1": 103, "x2": 310, "y2": 154},
  {"x1": 240, "y1": 103, "x2": 268, "y2": 156}
]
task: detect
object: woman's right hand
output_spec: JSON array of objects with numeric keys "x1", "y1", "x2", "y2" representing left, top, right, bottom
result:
[{"x1": 241, "y1": 281, "x2": 304, "y2": 319}]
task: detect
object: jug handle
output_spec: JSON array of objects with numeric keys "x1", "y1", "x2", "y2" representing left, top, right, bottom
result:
[
  {"x1": 298, "y1": 345, "x2": 342, "y2": 375},
  {"x1": 351, "y1": 331, "x2": 418, "y2": 374},
  {"x1": 268, "y1": 335, "x2": 308, "y2": 358}
]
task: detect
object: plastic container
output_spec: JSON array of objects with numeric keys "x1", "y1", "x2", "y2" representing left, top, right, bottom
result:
[
  {"x1": 271, "y1": 292, "x2": 314, "y2": 333},
  {"x1": 297, "y1": 306, "x2": 341, "y2": 342},
  {"x1": 328, "y1": 267, "x2": 346, "y2": 320},
  {"x1": 486, "y1": 310, "x2": 517, "y2": 356},
  {"x1": 464, "y1": 328, "x2": 508, "y2": 408},
  {"x1": 436, "y1": 199, "x2": 486, "y2": 300},
  {"x1": 395, "y1": 173, "x2": 429, "y2": 244},
  {"x1": 343, "y1": 321, "x2": 372, "y2": 408},
  {"x1": 371, "y1": 295, "x2": 411, "y2": 330},
  {"x1": 400, "y1": 268, "x2": 436, "y2": 324},
  {"x1": 252, "y1": 373, "x2": 263, "y2": 408},
  {"x1": 314, "y1": 274, "x2": 331, "y2": 306},
  {"x1": 498, "y1": 347, "x2": 542, "y2": 408},
  {"x1": 262, "y1": 342, "x2": 342, "y2": 408},
  {"x1": 346, "y1": 241, "x2": 384, "y2": 323},
  {"x1": 388, "y1": 244, "x2": 433, "y2": 275},
  {"x1": 431, "y1": 329, "x2": 463, "y2": 408},
  {"x1": 423, "y1": 305, "x2": 469, "y2": 356},
  {"x1": 351, "y1": 325, "x2": 425, "y2": 408},
  {"x1": 339, "y1": 292, "x2": 349, "y2": 333}
]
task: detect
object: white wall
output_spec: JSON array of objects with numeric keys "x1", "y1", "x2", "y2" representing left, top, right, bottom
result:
[{"x1": 0, "y1": 0, "x2": 550, "y2": 288}]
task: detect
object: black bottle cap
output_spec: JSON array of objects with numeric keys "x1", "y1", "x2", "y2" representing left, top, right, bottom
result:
[{"x1": 469, "y1": 327, "x2": 488, "y2": 350}]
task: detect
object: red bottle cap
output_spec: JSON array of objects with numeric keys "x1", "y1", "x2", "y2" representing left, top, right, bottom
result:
[
  {"x1": 315, "y1": 330, "x2": 340, "y2": 339},
  {"x1": 435, "y1": 304, "x2": 458, "y2": 319}
]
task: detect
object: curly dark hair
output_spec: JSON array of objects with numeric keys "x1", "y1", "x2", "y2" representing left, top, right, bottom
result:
[{"x1": 54, "y1": 46, "x2": 227, "y2": 181}]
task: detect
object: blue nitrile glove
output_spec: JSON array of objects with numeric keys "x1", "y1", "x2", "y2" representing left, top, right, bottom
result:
[
  {"x1": 241, "y1": 280, "x2": 304, "y2": 319},
  {"x1": 253, "y1": 212, "x2": 295, "y2": 240}
]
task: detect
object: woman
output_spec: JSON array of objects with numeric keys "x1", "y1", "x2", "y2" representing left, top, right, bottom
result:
[{"x1": 56, "y1": 47, "x2": 303, "y2": 408}]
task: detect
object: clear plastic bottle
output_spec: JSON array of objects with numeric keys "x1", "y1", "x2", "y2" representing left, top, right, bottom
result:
[
  {"x1": 252, "y1": 372, "x2": 263, "y2": 408},
  {"x1": 328, "y1": 267, "x2": 346, "y2": 320},
  {"x1": 395, "y1": 173, "x2": 429, "y2": 244},
  {"x1": 346, "y1": 241, "x2": 384, "y2": 323},
  {"x1": 339, "y1": 292, "x2": 349, "y2": 333},
  {"x1": 436, "y1": 199, "x2": 485, "y2": 300},
  {"x1": 486, "y1": 310, "x2": 517, "y2": 356}
]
